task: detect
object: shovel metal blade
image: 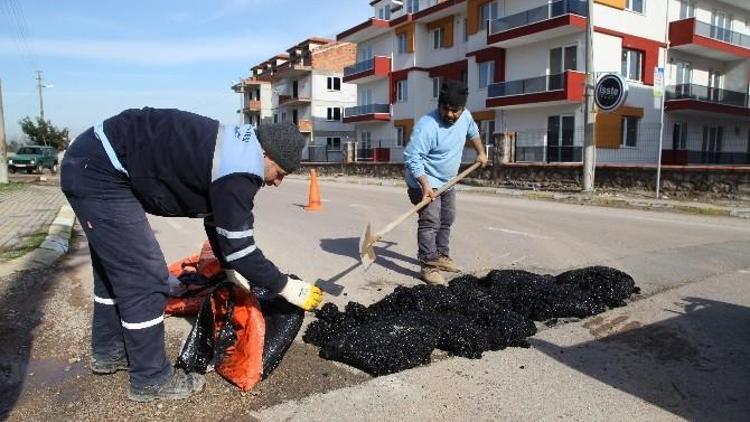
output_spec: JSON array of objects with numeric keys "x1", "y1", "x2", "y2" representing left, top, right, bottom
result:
[{"x1": 359, "y1": 222, "x2": 376, "y2": 271}]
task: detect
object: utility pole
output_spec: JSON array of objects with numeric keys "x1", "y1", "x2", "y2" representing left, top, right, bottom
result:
[
  {"x1": 36, "y1": 70, "x2": 45, "y2": 121},
  {"x1": 655, "y1": 0, "x2": 671, "y2": 199},
  {"x1": 582, "y1": 0, "x2": 596, "y2": 191},
  {"x1": 0, "y1": 79, "x2": 8, "y2": 184}
]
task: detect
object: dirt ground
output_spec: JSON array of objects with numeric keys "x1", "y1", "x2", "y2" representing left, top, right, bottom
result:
[{"x1": 0, "y1": 232, "x2": 370, "y2": 421}]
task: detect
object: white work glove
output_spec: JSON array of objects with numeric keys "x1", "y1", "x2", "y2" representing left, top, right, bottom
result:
[{"x1": 278, "y1": 276, "x2": 323, "y2": 311}]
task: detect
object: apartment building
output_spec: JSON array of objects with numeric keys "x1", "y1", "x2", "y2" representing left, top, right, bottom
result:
[
  {"x1": 338, "y1": 0, "x2": 750, "y2": 165},
  {"x1": 663, "y1": 0, "x2": 750, "y2": 165},
  {"x1": 232, "y1": 58, "x2": 276, "y2": 127},
  {"x1": 233, "y1": 38, "x2": 358, "y2": 162}
]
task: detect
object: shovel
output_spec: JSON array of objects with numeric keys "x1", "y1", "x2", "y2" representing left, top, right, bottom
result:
[{"x1": 359, "y1": 162, "x2": 482, "y2": 270}]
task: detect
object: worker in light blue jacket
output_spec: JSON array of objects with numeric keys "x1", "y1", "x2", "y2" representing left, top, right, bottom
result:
[
  {"x1": 404, "y1": 81, "x2": 488, "y2": 285},
  {"x1": 61, "y1": 108, "x2": 323, "y2": 402}
]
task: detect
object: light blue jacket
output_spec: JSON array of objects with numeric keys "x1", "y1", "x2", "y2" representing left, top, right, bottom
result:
[{"x1": 404, "y1": 109, "x2": 480, "y2": 189}]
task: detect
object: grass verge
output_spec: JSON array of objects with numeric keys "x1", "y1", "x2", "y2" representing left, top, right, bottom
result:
[
  {"x1": 0, "y1": 231, "x2": 48, "y2": 261},
  {"x1": 0, "y1": 181, "x2": 24, "y2": 194}
]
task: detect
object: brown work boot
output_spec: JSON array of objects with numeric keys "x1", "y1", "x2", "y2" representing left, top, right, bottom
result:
[
  {"x1": 420, "y1": 264, "x2": 445, "y2": 285},
  {"x1": 424, "y1": 254, "x2": 463, "y2": 273}
]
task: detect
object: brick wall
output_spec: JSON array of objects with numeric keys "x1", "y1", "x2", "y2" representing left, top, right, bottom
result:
[
  {"x1": 311, "y1": 42, "x2": 357, "y2": 73},
  {"x1": 299, "y1": 162, "x2": 750, "y2": 200}
]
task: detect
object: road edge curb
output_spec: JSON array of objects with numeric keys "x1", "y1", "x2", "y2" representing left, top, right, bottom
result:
[{"x1": 0, "y1": 205, "x2": 76, "y2": 278}]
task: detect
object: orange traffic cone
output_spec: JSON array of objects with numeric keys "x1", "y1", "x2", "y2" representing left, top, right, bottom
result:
[{"x1": 305, "y1": 169, "x2": 323, "y2": 211}]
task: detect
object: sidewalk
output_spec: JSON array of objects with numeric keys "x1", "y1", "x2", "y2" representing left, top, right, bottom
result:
[
  {"x1": 0, "y1": 182, "x2": 74, "y2": 276},
  {"x1": 290, "y1": 174, "x2": 750, "y2": 219}
]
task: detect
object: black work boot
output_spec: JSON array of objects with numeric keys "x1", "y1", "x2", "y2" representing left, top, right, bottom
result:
[
  {"x1": 127, "y1": 368, "x2": 205, "y2": 402},
  {"x1": 90, "y1": 355, "x2": 129, "y2": 375}
]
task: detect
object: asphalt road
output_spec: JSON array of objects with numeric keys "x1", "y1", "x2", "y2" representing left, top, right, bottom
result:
[
  {"x1": 154, "y1": 179, "x2": 750, "y2": 305},
  {"x1": 3, "y1": 178, "x2": 749, "y2": 421}
]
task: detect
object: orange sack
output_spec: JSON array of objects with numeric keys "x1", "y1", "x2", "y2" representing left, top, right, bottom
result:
[
  {"x1": 211, "y1": 286, "x2": 266, "y2": 391},
  {"x1": 169, "y1": 240, "x2": 303, "y2": 392}
]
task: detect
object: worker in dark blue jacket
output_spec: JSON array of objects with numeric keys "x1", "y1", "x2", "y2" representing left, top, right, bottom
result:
[{"x1": 60, "y1": 107, "x2": 323, "y2": 402}]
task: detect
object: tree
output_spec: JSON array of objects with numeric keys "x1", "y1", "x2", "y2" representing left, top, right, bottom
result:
[{"x1": 19, "y1": 116, "x2": 70, "y2": 151}]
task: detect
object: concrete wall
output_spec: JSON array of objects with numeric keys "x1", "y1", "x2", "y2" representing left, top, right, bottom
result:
[
  {"x1": 594, "y1": 0, "x2": 668, "y2": 42},
  {"x1": 357, "y1": 32, "x2": 393, "y2": 59},
  {"x1": 357, "y1": 78, "x2": 391, "y2": 105}
]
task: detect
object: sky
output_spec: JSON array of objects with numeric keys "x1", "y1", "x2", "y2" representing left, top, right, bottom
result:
[{"x1": 0, "y1": 0, "x2": 371, "y2": 141}]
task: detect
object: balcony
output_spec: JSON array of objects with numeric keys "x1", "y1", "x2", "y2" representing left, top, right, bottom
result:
[
  {"x1": 297, "y1": 119, "x2": 313, "y2": 133},
  {"x1": 665, "y1": 84, "x2": 750, "y2": 119},
  {"x1": 486, "y1": 71, "x2": 585, "y2": 109},
  {"x1": 343, "y1": 56, "x2": 391, "y2": 83},
  {"x1": 488, "y1": 0, "x2": 588, "y2": 48},
  {"x1": 243, "y1": 100, "x2": 261, "y2": 113},
  {"x1": 273, "y1": 60, "x2": 312, "y2": 79},
  {"x1": 670, "y1": 18, "x2": 750, "y2": 61},
  {"x1": 343, "y1": 103, "x2": 391, "y2": 123},
  {"x1": 279, "y1": 95, "x2": 312, "y2": 107}
]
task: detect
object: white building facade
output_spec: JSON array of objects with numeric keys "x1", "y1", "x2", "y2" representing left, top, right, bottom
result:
[
  {"x1": 234, "y1": 39, "x2": 358, "y2": 162},
  {"x1": 338, "y1": 0, "x2": 750, "y2": 165}
]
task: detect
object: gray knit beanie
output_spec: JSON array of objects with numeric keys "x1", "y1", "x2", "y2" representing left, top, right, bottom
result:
[{"x1": 256, "y1": 122, "x2": 305, "y2": 173}]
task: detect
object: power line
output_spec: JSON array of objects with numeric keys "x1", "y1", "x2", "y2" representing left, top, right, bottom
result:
[
  {"x1": 8, "y1": 0, "x2": 38, "y2": 66},
  {"x1": 0, "y1": 0, "x2": 39, "y2": 70}
]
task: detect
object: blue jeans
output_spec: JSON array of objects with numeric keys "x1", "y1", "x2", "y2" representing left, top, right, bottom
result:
[{"x1": 407, "y1": 187, "x2": 456, "y2": 263}]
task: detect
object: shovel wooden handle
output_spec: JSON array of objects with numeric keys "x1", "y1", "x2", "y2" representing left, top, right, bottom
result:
[{"x1": 374, "y1": 162, "x2": 482, "y2": 239}]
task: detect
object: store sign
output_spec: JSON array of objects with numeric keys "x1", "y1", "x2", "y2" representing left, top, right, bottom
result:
[{"x1": 594, "y1": 73, "x2": 628, "y2": 113}]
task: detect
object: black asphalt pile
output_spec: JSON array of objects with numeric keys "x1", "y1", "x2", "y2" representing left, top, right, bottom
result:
[{"x1": 303, "y1": 266, "x2": 640, "y2": 376}]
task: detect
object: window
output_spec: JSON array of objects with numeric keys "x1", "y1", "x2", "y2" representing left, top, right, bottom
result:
[
  {"x1": 378, "y1": 6, "x2": 390, "y2": 20},
  {"x1": 463, "y1": 18, "x2": 469, "y2": 42},
  {"x1": 547, "y1": 115, "x2": 576, "y2": 162},
  {"x1": 621, "y1": 116, "x2": 639, "y2": 147},
  {"x1": 326, "y1": 137, "x2": 341, "y2": 151},
  {"x1": 679, "y1": 0, "x2": 695, "y2": 19},
  {"x1": 326, "y1": 107, "x2": 342, "y2": 121},
  {"x1": 626, "y1": 0, "x2": 644, "y2": 14},
  {"x1": 621, "y1": 48, "x2": 643, "y2": 82},
  {"x1": 432, "y1": 77, "x2": 442, "y2": 99},
  {"x1": 396, "y1": 127, "x2": 405, "y2": 147},
  {"x1": 359, "y1": 87, "x2": 373, "y2": 106},
  {"x1": 708, "y1": 70, "x2": 723, "y2": 101},
  {"x1": 702, "y1": 126, "x2": 723, "y2": 163},
  {"x1": 672, "y1": 122, "x2": 688, "y2": 150},
  {"x1": 397, "y1": 79, "x2": 408, "y2": 102},
  {"x1": 273, "y1": 114, "x2": 278, "y2": 123},
  {"x1": 480, "y1": 1, "x2": 499, "y2": 31},
  {"x1": 478, "y1": 61, "x2": 495, "y2": 89},
  {"x1": 360, "y1": 131, "x2": 372, "y2": 150},
  {"x1": 397, "y1": 33, "x2": 408, "y2": 54},
  {"x1": 431, "y1": 27, "x2": 444, "y2": 49},
  {"x1": 281, "y1": 111, "x2": 287, "y2": 122},
  {"x1": 711, "y1": 10, "x2": 733, "y2": 42},
  {"x1": 479, "y1": 120, "x2": 495, "y2": 146},
  {"x1": 406, "y1": 0, "x2": 419, "y2": 14},
  {"x1": 327, "y1": 76, "x2": 341, "y2": 91},
  {"x1": 358, "y1": 45, "x2": 373, "y2": 63}
]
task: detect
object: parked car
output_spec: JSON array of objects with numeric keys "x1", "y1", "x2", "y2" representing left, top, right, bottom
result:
[{"x1": 8, "y1": 146, "x2": 58, "y2": 174}]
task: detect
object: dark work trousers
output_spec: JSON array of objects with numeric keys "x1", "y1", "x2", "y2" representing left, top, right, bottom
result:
[
  {"x1": 60, "y1": 129, "x2": 171, "y2": 388},
  {"x1": 407, "y1": 187, "x2": 457, "y2": 263}
]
